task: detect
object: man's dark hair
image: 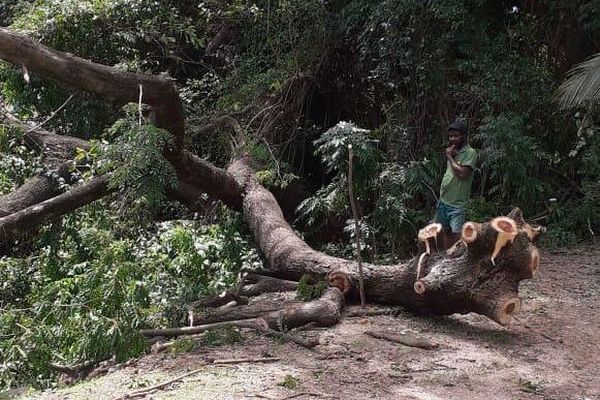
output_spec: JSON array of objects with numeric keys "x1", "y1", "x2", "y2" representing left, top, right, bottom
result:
[{"x1": 448, "y1": 119, "x2": 468, "y2": 136}]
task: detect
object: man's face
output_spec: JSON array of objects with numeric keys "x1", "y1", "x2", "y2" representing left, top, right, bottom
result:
[{"x1": 448, "y1": 130, "x2": 465, "y2": 148}]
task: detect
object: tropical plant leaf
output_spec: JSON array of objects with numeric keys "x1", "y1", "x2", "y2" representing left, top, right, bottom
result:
[{"x1": 557, "y1": 52, "x2": 600, "y2": 109}]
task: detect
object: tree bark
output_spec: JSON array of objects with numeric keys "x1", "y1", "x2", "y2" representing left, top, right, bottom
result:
[
  {"x1": 0, "y1": 28, "x2": 185, "y2": 147},
  {"x1": 0, "y1": 175, "x2": 111, "y2": 244},
  {"x1": 144, "y1": 288, "x2": 343, "y2": 338},
  {"x1": 0, "y1": 112, "x2": 91, "y2": 217},
  {"x1": 237, "y1": 274, "x2": 300, "y2": 297},
  {"x1": 191, "y1": 297, "x2": 294, "y2": 325}
]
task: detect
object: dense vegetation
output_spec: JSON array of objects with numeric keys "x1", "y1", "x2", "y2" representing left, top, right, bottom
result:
[{"x1": 1, "y1": 0, "x2": 599, "y2": 392}]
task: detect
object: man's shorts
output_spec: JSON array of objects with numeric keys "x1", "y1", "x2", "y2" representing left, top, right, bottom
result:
[{"x1": 435, "y1": 201, "x2": 466, "y2": 234}]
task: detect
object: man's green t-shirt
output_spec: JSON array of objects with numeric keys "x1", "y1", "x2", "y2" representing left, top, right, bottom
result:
[{"x1": 440, "y1": 144, "x2": 477, "y2": 208}]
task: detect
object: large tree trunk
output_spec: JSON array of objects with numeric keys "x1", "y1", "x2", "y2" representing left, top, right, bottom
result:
[
  {"x1": 0, "y1": 110, "x2": 91, "y2": 217},
  {"x1": 228, "y1": 157, "x2": 540, "y2": 326}
]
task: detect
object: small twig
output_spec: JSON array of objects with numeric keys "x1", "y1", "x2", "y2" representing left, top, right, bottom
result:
[
  {"x1": 365, "y1": 330, "x2": 438, "y2": 350},
  {"x1": 141, "y1": 319, "x2": 319, "y2": 349},
  {"x1": 212, "y1": 357, "x2": 280, "y2": 365},
  {"x1": 25, "y1": 94, "x2": 74, "y2": 134},
  {"x1": 138, "y1": 84, "x2": 143, "y2": 127},
  {"x1": 279, "y1": 392, "x2": 338, "y2": 400}
]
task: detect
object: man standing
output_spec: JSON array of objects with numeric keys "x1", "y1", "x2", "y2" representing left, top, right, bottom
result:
[{"x1": 436, "y1": 119, "x2": 477, "y2": 249}]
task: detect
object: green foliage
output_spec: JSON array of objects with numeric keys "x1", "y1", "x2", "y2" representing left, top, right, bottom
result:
[
  {"x1": 295, "y1": 275, "x2": 327, "y2": 302},
  {"x1": 466, "y1": 197, "x2": 499, "y2": 223},
  {"x1": 102, "y1": 107, "x2": 178, "y2": 207},
  {"x1": 0, "y1": 209, "x2": 262, "y2": 391},
  {"x1": 558, "y1": 52, "x2": 600, "y2": 110},
  {"x1": 249, "y1": 141, "x2": 300, "y2": 189},
  {"x1": 296, "y1": 122, "x2": 380, "y2": 227},
  {"x1": 297, "y1": 122, "x2": 435, "y2": 258},
  {"x1": 219, "y1": 0, "x2": 330, "y2": 111},
  {"x1": 475, "y1": 115, "x2": 548, "y2": 212},
  {"x1": 169, "y1": 338, "x2": 196, "y2": 354},
  {"x1": 0, "y1": 0, "x2": 28, "y2": 26},
  {"x1": 1, "y1": 0, "x2": 211, "y2": 137},
  {"x1": 278, "y1": 374, "x2": 300, "y2": 390},
  {"x1": 0, "y1": 125, "x2": 44, "y2": 194}
]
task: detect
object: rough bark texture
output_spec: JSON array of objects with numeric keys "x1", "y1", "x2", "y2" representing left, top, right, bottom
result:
[
  {"x1": 143, "y1": 288, "x2": 343, "y2": 339},
  {"x1": 237, "y1": 274, "x2": 300, "y2": 297},
  {"x1": 260, "y1": 287, "x2": 344, "y2": 330},
  {"x1": 165, "y1": 150, "x2": 243, "y2": 210},
  {"x1": 191, "y1": 297, "x2": 295, "y2": 325},
  {"x1": 0, "y1": 28, "x2": 184, "y2": 147}
]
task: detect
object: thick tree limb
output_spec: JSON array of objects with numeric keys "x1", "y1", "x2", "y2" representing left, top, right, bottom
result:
[
  {"x1": 238, "y1": 274, "x2": 300, "y2": 297},
  {"x1": 0, "y1": 175, "x2": 111, "y2": 244},
  {"x1": 191, "y1": 298, "x2": 291, "y2": 325},
  {"x1": 0, "y1": 28, "x2": 184, "y2": 147},
  {"x1": 166, "y1": 150, "x2": 243, "y2": 210},
  {"x1": 0, "y1": 166, "x2": 67, "y2": 218},
  {"x1": 260, "y1": 287, "x2": 344, "y2": 330},
  {"x1": 0, "y1": 111, "x2": 91, "y2": 217}
]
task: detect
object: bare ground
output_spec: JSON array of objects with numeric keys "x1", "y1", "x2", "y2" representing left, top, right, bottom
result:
[{"x1": 16, "y1": 246, "x2": 600, "y2": 400}]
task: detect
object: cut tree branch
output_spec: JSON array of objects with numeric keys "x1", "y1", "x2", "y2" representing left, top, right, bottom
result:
[
  {"x1": 0, "y1": 175, "x2": 112, "y2": 244},
  {"x1": 0, "y1": 111, "x2": 92, "y2": 217}
]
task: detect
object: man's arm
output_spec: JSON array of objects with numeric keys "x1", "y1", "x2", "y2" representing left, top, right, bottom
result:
[{"x1": 446, "y1": 147, "x2": 472, "y2": 180}]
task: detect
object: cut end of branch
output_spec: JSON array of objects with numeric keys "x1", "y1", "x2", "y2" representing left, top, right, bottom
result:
[
  {"x1": 418, "y1": 223, "x2": 443, "y2": 243},
  {"x1": 461, "y1": 222, "x2": 481, "y2": 243},
  {"x1": 414, "y1": 280, "x2": 426, "y2": 295},
  {"x1": 522, "y1": 223, "x2": 545, "y2": 241},
  {"x1": 490, "y1": 217, "x2": 519, "y2": 264},
  {"x1": 495, "y1": 297, "x2": 522, "y2": 326},
  {"x1": 491, "y1": 217, "x2": 518, "y2": 235},
  {"x1": 327, "y1": 271, "x2": 351, "y2": 294},
  {"x1": 418, "y1": 223, "x2": 442, "y2": 255}
]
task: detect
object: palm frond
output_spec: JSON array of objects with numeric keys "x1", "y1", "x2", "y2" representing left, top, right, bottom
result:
[{"x1": 557, "y1": 52, "x2": 600, "y2": 110}]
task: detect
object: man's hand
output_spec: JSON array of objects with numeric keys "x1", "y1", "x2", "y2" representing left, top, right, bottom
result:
[
  {"x1": 445, "y1": 146, "x2": 457, "y2": 159},
  {"x1": 445, "y1": 146, "x2": 472, "y2": 179}
]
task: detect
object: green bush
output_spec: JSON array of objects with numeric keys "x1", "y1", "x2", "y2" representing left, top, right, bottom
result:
[{"x1": 0, "y1": 208, "x2": 262, "y2": 391}]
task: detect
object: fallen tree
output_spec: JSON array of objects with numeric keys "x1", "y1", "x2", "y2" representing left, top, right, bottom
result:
[{"x1": 0, "y1": 27, "x2": 543, "y2": 334}]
